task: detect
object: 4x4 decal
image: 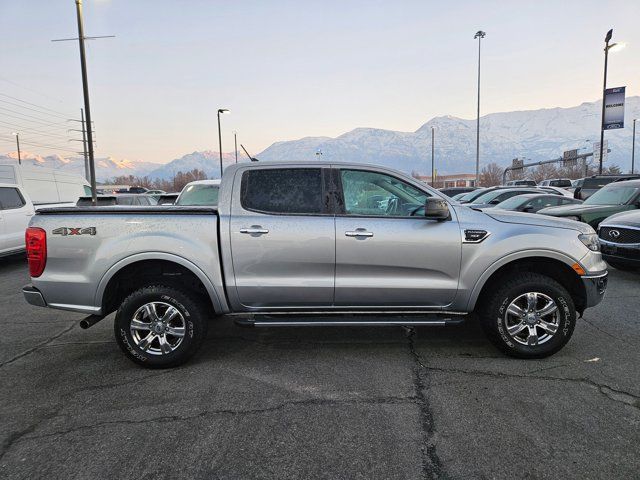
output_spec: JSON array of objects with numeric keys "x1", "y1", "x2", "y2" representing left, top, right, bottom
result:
[{"x1": 52, "y1": 227, "x2": 97, "y2": 236}]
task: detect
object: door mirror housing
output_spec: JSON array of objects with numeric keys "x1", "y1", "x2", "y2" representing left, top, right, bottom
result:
[{"x1": 425, "y1": 197, "x2": 450, "y2": 221}]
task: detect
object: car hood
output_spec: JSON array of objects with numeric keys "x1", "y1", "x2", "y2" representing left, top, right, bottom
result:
[
  {"x1": 537, "y1": 203, "x2": 618, "y2": 216},
  {"x1": 599, "y1": 209, "x2": 640, "y2": 227},
  {"x1": 483, "y1": 208, "x2": 594, "y2": 234}
]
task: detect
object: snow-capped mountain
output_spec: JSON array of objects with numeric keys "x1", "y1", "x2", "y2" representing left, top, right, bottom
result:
[
  {"x1": 257, "y1": 97, "x2": 640, "y2": 174},
  {"x1": 0, "y1": 151, "x2": 159, "y2": 181},
  {"x1": 3, "y1": 97, "x2": 638, "y2": 179}
]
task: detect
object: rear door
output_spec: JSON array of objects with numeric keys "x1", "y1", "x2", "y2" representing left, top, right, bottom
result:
[
  {"x1": 229, "y1": 167, "x2": 335, "y2": 308},
  {"x1": 333, "y1": 168, "x2": 461, "y2": 307}
]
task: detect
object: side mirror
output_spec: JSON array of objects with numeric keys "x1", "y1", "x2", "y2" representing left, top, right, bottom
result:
[{"x1": 425, "y1": 197, "x2": 450, "y2": 221}]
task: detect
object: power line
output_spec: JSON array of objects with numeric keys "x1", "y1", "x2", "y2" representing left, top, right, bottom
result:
[
  {"x1": 0, "y1": 76, "x2": 71, "y2": 108},
  {"x1": 0, "y1": 105, "x2": 72, "y2": 127},
  {"x1": 0, "y1": 98, "x2": 71, "y2": 120},
  {"x1": 0, "y1": 135, "x2": 79, "y2": 154},
  {"x1": 0, "y1": 121, "x2": 72, "y2": 141},
  {"x1": 0, "y1": 92, "x2": 74, "y2": 117}
]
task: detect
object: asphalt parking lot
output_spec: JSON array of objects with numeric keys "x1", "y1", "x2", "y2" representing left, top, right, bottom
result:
[{"x1": 0, "y1": 253, "x2": 638, "y2": 480}]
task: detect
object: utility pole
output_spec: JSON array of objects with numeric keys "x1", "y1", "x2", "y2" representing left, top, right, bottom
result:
[
  {"x1": 80, "y1": 108, "x2": 88, "y2": 181},
  {"x1": 52, "y1": 1, "x2": 114, "y2": 205},
  {"x1": 217, "y1": 108, "x2": 230, "y2": 177},
  {"x1": 431, "y1": 126, "x2": 435, "y2": 185},
  {"x1": 74, "y1": 0, "x2": 97, "y2": 205},
  {"x1": 474, "y1": 30, "x2": 486, "y2": 185}
]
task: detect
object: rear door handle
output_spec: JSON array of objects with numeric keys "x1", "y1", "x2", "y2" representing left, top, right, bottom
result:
[
  {"x1": 240, "y1": 227, "x2": 269, "y2": 235},
  {"x1": 345, "y1": 230, "x2": 374, "y2": 238}
]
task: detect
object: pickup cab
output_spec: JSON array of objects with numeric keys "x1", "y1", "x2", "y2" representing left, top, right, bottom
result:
[{"x1": 23, "y1": 162, "x2": 608, "y2": 368}]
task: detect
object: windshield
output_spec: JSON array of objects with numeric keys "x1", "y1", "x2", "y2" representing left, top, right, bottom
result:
[
  {"x1": 471, "y1": 189, "x2": 508, "y2": 204},
  {"x1": 584, "y1": 185, "x2": 640, "y2": 206},
  {"x1": 494, "y1": 195, "x2": 527, "y2": 210},
  {"x1": 177, "y1": 184, "x2": 220, "y2": 206}
]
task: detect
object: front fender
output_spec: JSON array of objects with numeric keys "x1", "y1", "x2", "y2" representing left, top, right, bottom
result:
[{"x1": 465, "y1": 249, "x2": 580, "y2": 311}]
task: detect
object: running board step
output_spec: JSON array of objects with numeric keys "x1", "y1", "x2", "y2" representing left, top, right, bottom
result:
[{"x1": 234, "y1": 314, "x2": 466, "y2": 328}]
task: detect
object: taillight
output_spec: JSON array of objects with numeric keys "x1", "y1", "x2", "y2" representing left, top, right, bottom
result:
[{"x1": 26, "y1": 227, "x2": 47, "y2": 277}]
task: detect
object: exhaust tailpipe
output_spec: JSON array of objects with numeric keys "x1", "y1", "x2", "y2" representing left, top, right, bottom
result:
[{"x1": 80, "y1": 315, "x2": 104, "y2": 330}]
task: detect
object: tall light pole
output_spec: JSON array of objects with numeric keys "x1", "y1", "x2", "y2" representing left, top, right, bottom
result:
[
  {"x1": 598, "y1": 29, "x2": 626, "y2": 174},
  {"x1": 431, "y1": 126, "x2": 435, "y2": 185},
  {"x1": 633, "y1": 118, "x2": 638, "y2": 174},
  {"x1": 233, "y1": 131, "x2": 238, "y2": 163},
  {"x1": 474, "y1": 30, "x2": 486, "y2": 185},
  {"x1": 217, "y1": 108, "x2": 230, "y2": 177},
  {"x1": 11, "y1": 133, "x2": 21, "y2": 165}
]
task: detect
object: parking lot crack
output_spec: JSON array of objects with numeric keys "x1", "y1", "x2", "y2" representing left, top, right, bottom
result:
[
  {"x1": 403, "y1": 327, "x2": 446, "y2": 480},
  {"x1": 0, "y1": 405, "x2": 62, "y2": 464},
  {"x1": 13, "y1": 395, "x2": 419, "y2": 445},
  {"x1": 424, "y1": 365, "x2": 640, "y2": 410},
  {"x1": 0, "y1": 322, "x2": 75, "y2": 369}
]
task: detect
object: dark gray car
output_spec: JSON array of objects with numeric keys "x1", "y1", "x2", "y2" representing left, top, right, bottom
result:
[
  {"x1": 468, "y1": 188, "x2": 559, "y2": 209},
  {"x1": 494, "y1": 194, "x2": 581, "y2": 213}
]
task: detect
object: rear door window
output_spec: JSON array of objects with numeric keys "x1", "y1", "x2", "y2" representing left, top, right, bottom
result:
[
  {"x1": 240, "y1": 168, "x2": 326, "y2": 214},
  {"x1": 0, "y1": 187, "x2": 26, "y2": 210}
]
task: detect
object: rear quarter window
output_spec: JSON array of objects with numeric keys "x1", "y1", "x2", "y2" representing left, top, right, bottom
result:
[{"x1": 240, "y1": 168, "x2": 325, "y2": 214}]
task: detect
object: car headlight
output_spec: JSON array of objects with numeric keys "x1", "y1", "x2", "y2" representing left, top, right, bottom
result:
[
  {"x1": 566, "y1": 216, "x2": 581, "y2": 222},
  {"x1": 579, "y1": 233, "x2": 600, "y2": 252}
]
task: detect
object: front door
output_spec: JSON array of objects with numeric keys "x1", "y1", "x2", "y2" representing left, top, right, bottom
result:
[
  {"x1": 229, "y1": 167, "x2": 335, "y2": 308},
  {"x1": 334, "y1": 168, "x2": 461, "y2": 307}
]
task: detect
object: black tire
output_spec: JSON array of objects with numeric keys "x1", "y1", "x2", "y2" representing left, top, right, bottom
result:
[
  {"x1": 114, "y1": 284, "x2": 209, "y2": 368},
  {"x1": 606, "y1": 259, "x2": 637, "y2": 272},
  {"x1": 479, "y1": 273, "x2": 576, "y2": 359}
]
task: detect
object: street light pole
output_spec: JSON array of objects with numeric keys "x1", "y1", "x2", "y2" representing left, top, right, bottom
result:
[
  {"x1": 234, "y1": 131, "x2": 238, "y2": 163},
  {"x1": 474, "y1": 30, "x2": 486, "y2": 185},
  {"x1": 431, "y1": 126, "x2": 435, "y2": 185},
  {"x1": 74, "y1": 0, "x2": 97, "y2": 205},
  {"x1": 217, "y1": 108, "x2": 229, "y2": 177},
  {"x1": 598, "y1": 29, "x2": 613, "y2": 175},
  {"x1": 12, "y1": 133, "x2": 21, "y2": 165},
  {"x1": 633, "y1": 118, "x2": 637, "y2": 174}
]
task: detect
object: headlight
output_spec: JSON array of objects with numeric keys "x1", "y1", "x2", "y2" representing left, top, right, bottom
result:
[
  {"x1": 566, "y1": 216, "x2": 581, "y2": 222},
  {"x1": 579, "y1": 233, "x2": 600, "y2": 252}
]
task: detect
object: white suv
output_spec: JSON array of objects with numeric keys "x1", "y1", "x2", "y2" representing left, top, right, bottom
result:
[{"x1": 0, "y1": 184, "x2": 35, "y2": 256}]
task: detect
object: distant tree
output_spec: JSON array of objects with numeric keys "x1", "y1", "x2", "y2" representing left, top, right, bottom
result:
[
  {"x1": 106, "y1": 169, "x2": 208, "y2": 192},
  {"x1": 479, "y1": 163, "x2": 503, "y2": 187}
]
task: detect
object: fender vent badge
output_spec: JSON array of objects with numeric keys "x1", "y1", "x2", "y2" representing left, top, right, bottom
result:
[{"x1": 464, "y1": 229, "x2": 490, "y2": 243}]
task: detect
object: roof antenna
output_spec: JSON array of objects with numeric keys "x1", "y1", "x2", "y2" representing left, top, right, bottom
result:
[{"x1": 241, "y1": 144, "x2": 258, "y2": 162}]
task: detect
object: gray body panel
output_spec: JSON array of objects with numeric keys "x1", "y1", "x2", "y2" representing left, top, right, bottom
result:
[{"x1": 26, "y1": 162, "x2": 608, "y2": 317}]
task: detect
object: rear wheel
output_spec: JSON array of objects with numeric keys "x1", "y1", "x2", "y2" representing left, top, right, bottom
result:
[
  {"x1": 479, "y1": 273, "x2": 576, "y2": 359},
  {"x1": 114, "y1": 285, "x2": 209, "y2": 368}
]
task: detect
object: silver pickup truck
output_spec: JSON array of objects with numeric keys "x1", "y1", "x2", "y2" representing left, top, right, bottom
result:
[{"x1": 23, "y1": 162, "x2": 608, "y2": 368}]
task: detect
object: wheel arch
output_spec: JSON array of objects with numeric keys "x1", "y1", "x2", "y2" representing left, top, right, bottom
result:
[
  {"x1": 468, "y1": 252, "x2": 587, "y2": 315},
  {"x1": 96, "y1": 253, "x2": 225, "y2": 316}
]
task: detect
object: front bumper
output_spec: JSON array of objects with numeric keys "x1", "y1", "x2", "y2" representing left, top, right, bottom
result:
[
  {"x1": 581, "y1": 272, "x2": 608, "y2": 308},
  {"x1": 23, "y1": 285, "x2": 47, "y2": 308},
  {"x1": 600, "y1": 240, "x2": 640, "y2": 267}
]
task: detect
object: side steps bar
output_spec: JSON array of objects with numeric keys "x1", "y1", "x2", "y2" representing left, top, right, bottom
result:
[{"x1": 234, "y1": 314, "x2": 467, "y2": 328}]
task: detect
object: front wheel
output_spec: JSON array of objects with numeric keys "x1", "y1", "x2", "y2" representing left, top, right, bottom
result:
[
  {"x1": 479, "y1": 273, "x2": 576, "y2": 359},
  {"x1": 114, "y1": 285, "x2": 209, "y2": 368}
]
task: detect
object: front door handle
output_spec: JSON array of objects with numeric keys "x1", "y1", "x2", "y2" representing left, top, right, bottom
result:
[
  {"x1": 345, "y1": 230, "x2": 374, "y2": 238},
  {"x1": 240, "y1": 227, "x2": 269, "y2": 235}
]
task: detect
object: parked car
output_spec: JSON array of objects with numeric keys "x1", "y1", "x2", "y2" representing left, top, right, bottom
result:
[
  {"x1": 458, "y1": 187, "x2": 490, "y2": 203},
  {"x1": 156, "y1": 193, "x2": 179, "y2": 205},
  {"x1": 493, "y1": 194, "x2": 582, "y2": 213},
  {"x1": 451, "y1": 192, "x2": 470, "y2": 201},
  {"x1": 146, "y1": 189, "x2": 166, "y2": 195},
  {"x1": 76, "y1": 194, "x2": 157, "y2": 206},
  {"x1": 467, "y1": 188, "x2": 557, "y2": 209},
  {"x1": 0, "y1": 163, "x2": 90, "y2": 208},
  {"x1": 598, "y1": 210, "x2": 640, "y2": 271},
  {"x1": 0, "y1": 184, "x2": 35, "y2": 256},
  {"x1": 176, "y1": 179, "x2": 220, "y2": 206},
  {"x1": 539, "y1": 178, "x2": 572, "y2": 188},
  {"x1": 573, "y1": 174, "x2": 640, "y2": 200},
  {"x1": 23, "y1": 162, "x2": 608, "y2": 368},
  {"x1": 505, "y1": 179, "x2": 537, "y2": 187},
  {"x1": 539, "y1": 179, "x2": 640, "y2": 228},
  {"x1": 439, "y1": 186, "x2": 477, "y2": 198},
  {"x1": 537, "y1": 186, "x2": 575, "y2": 197}
]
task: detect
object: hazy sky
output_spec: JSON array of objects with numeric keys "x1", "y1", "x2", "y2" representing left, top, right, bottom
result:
[{"x1": 1, "y1": 0, "x2": 639, "y2": 164}]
